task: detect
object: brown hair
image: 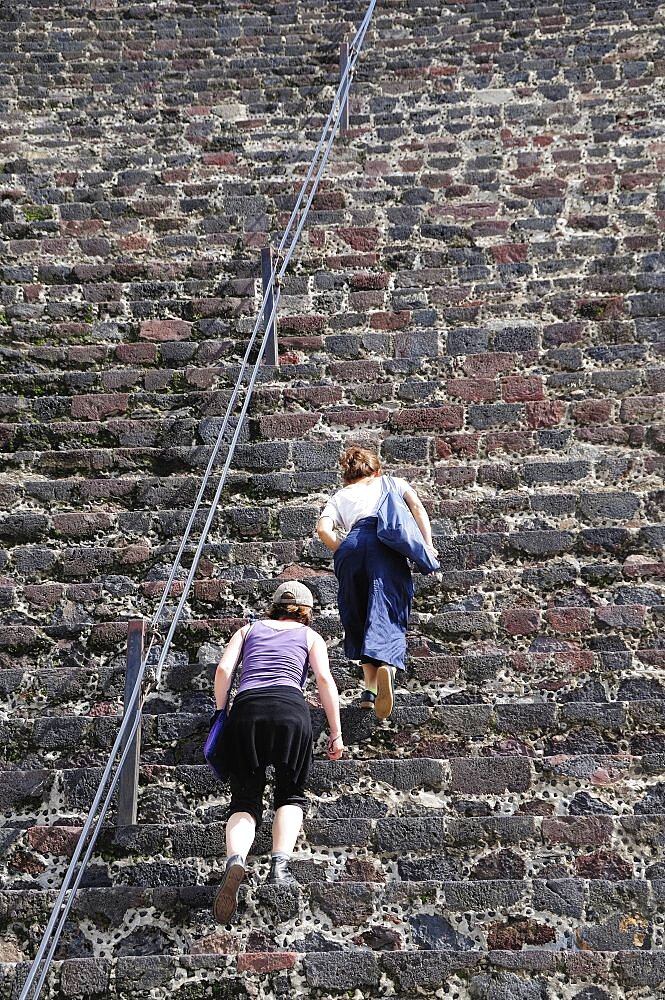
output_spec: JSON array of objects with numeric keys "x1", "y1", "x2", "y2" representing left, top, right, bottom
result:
[
  {"x1": 267, "y1": 603, "x2": 313, "y2": 626},
  {"x1": 339, "y1": 446, "x2": 382, "y2": 485}
]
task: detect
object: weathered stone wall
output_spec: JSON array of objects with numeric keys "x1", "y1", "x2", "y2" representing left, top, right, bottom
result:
[{"x1": 1, "y1": 0, "x2": 665, "y2": 997}]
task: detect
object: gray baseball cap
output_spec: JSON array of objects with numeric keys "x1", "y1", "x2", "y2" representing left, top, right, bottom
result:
[{"x1": 272, "y1": 581, "x2": 314, "y2": 608}]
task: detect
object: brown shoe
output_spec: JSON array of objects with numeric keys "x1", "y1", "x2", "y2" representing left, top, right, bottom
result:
[
  {"x1": 374, "y1": 665, "x2": 395, "y2": 720},
  {"x1": 213, "y1": 855, "x2": 245, "y2": 924}
]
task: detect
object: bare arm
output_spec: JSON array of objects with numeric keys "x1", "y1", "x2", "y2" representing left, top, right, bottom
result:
[
  {"x1": 316, "y1": 515, "x2": 341, "y2": 553},
  {"x1": 308, "y1": 631, "x2": 344, "y2": 760},
  {"x1": 403, "y1": 487, "x2": 437, "y2": 553},
  {"x1": 214, "y1": 626, "x2": 247, "y2": 709}
]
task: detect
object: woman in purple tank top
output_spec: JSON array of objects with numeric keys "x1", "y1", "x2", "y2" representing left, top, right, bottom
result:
[{"x1": 211, "y1": 581, "x2": 344, "y2": 924}]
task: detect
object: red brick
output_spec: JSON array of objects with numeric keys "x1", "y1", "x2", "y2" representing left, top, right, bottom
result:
[
  {"x1": 117, "y1": 544, "x2": 152, "y2": 566},
  {"x1": 27, "y1": 826, "x2": 82, "y2": 858},
  {"x1": 485, "y1": 431, "x2": 534, "y2": 453},
  {"x1": 337, "y1": 227, "x2": 381, "y2": 251},
  {"x1": 202, "y1": 152, "x2": 236, "y2": 166},
  {"x1": 139, "y1": 319, "x2": 192, "y2": 341},
  {"x1": 23, "y1": 584, "x2": 64, "y2": 608},
  {"x1": 621, "y1": 171, "x2": 660, "y2": 190},
  {"x1": 525, "y1": 401, "x2": 566, "y2": 428},
  {"x1": 501, "y1": 609, "x2": 541, "y2": 636},
  {"x1": 395, "y1": 406, "x2": 463, "y2": 431},
  {"x1": 619, "y1": 395, "x2": 664, "y2": 423},
  {"x1": 501, "y1": 376, "x2": 544, "y2": 402},
  {"x1": 280, "y1": 314, "x2": 326, "y2": 333},
  {"x1": 369, "y1": 310, "x2": 411, "y2": 331},
  {"x1": 546, "y1": 608, "x2": 592, "y2": 634},
  {"x1": 462, "y1": 353, "x2": 515, "y2": 377},
  {"x1": 578, "y1": 296, "x2": 625, "y2": 320},
  {"x1": 595, "y1": 605, "x2": 646, "y2": 628},
  {"x1": 280, "y1": 336, "x2": 324, "y2": 351},
  {"x1": 436, "y1": 433, "x2": 479, "y2": 458},
  {"x1": 71, "y1": 393, "x2": 129, "y2": 421},
  {"x1": 491, "y1": 243, "x2": 528, "y2": 263},
  {"x1": 350, "y1": 290, "x2": 385, "y2": 310},
  {"x1": 623, "y1": 556, "x2": 665, "y2": 579},
  {"x1": 52, "y1": 513, "x2": 114, "y2": 539},
  {"x1": 237, "y1": 953, "x2": 297, "y2": 974},
  {"x1": 447, "y1": 377, "x2": 496, "y2": 402},
  {"x1": 351, "y1": 272, "x2": 389, "y2": 290},
  {"x1": 115, "y1": 343, "x2": 157, "y2": 364},
  {"x1": 326, "y1": 408, "x2": 390, "y2": 427},
  {"x1": 542, "y1": 817, "x2": 612, "y2": 846},
  {"x1": 572, "y1": 399, "x2": 614, "y2": 424},
  {"x1": 259, "y1": 413, "x2": 319, "y2": 438}
]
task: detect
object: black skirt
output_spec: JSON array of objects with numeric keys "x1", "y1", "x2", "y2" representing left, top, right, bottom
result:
[{"x1": 220, "y1": 685, "x2": 313, "y2": 788}]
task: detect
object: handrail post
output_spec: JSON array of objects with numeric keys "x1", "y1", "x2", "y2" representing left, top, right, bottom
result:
[
  {"x1": 261, "y1": 246, "x2": 279, "y2": 366},
  {"x1": 340, "y1": 40, "x2": 350, "y2": 130},
  {"x1": 116, "y1": 619, "x2": 145, "y2": 827}
]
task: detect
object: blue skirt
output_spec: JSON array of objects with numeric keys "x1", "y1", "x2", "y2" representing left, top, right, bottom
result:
[{"x1": 333, "y1": 517, "x2": 414, "y2": 672}]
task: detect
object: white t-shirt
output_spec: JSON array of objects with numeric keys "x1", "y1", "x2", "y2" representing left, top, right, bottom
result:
[{"x1": 320, "y1": 475, "x2": 410, "y2": 535}]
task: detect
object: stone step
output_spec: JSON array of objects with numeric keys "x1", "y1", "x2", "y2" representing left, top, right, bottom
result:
[
  {"x1": 0, "y1": 589, "x2": 664, "y2": 656},
  {"x1": 2, "y1": 499, "x2": 664, "y2": 550},
  {"x1": 0, "y1": 362, "x2": 661, "y2": 411},
  {"x1": 2, "y1": 700, "x2": 664, "y2": 767},
  {"x1": 4, "y1": 657, "x2": 665, "y2": 716},
  {"x1": 3, "y1": 948, "x2": 665, "y2": 1000},
  {"x1": 2, "y1": 755, "x2": 665, "y2": 830},
  {"x1": 6, "y1": 813, "x2": 665, "y2": 885},
  {"x1": 2, "y1": 876, "x2": 665, "y2": 962}
]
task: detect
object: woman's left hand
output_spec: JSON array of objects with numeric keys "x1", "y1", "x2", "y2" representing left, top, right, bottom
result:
[{"x1": 326, "y1": 733, "x2": 344, "y2": 760}]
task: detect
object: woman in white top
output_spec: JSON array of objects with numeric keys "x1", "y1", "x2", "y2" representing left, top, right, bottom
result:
[{"x1": 317, "y1": 446, "x2": 437, "y2": 719}]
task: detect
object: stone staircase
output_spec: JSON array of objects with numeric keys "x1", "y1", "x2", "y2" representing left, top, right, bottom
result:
[{"x1": 1, "y1": 0, "x2": 665, "y2": 997}]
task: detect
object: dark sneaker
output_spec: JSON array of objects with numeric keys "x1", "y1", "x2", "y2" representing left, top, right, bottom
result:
[
  {"x1": 358, "y1": 690, "x2": 377, "y2": 709},
  {"x1": 213, "y1": 855, "x2": 245, "y2": 924},
  {"x1": 374, "y1": 665, "x2": 395, "y2": 720},
  {"x1": 267, "y1": 855, "x2": 297, "y2": 886}
]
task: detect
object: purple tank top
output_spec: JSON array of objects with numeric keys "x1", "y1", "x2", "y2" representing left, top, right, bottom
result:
[{"x1": 236, "y1": 621, "x2": 310, "y2": 694}]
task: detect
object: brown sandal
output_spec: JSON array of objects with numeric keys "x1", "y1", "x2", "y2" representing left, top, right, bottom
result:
[{"x1": 374, "y1": 665, "x2": 395, "y2": 720}]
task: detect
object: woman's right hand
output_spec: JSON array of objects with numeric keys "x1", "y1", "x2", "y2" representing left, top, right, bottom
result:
[{"x1": 326, "y1": 733, "x2": 344, "y2": 761}]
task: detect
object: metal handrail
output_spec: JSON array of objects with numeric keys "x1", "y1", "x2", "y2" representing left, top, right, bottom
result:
[{"x1": 18, "y1": 4, "x2": 377, "y2": 997}]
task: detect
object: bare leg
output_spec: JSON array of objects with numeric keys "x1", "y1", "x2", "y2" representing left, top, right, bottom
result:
[
  {"x1": 225, "y1": 810, "x2": 256, "y2": 862},
  {"x1": 271, "y1": 804, "x2": 304, "y2": 855},
  {"x1": 361, "y1": 662, "x2": 378, "y2": 693},
  {"x1": 214, "y1": 811, "x2": 256, "y2": 924}
]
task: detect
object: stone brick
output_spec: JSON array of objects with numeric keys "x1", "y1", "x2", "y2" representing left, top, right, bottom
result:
[
  {"x1": 525, "y1": 400, "x2": 566, "y2": 427},
  {"x1": 501, "y1": 609, "x2": 541, "y2": 635},
  {"x1": 395, "y1": 406, "x2": 464, "y2": 431},
  {"x1": 447, "y1": 378, "x2": 497, "y2": 401},
  {"x1": 70, "y1": 394, "x2": 129, "y2": 421},
  {"x1": 572, "y1": 399, "x2": 614, "y2": 424},
  {"x1": 237, "y1": 952, "x2": 297, "y2": 974},
  {"x1": 258, "y1": 413, "x2": 319, "y2": 439},
  {"x1": 450, "y1": 758, "x2": 531, "y2": 794},
  {"x1": 620, "y1": 395, "x2": 664, "y2": 422},
  {"x1": 139, "y1": 320, "x2": 192, "y2": 341},
  {"x1": 501, "y1": 376, "x2": 544, "y2": 402},
  {"x1": 546, "y1": 608, "x2": 592, "y2": 633},
  {"x1": 304, "y1": 951, "x2": 380, "y2": 989},
  {"x1": 542, "y1": 817, "x2": 613, "y2": 846},
  {"x1": 60, "y1": 958, "x2": 111, "y2": 997},
  {"x1": 595, "y1": 605, "x2": 646, "y2": 628}
]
